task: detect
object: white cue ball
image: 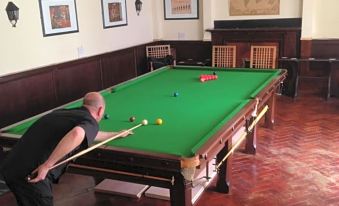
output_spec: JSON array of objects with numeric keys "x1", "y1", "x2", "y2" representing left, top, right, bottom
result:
[{"x1": 141, "y1": 119, "x2": 148, "y2": 125}]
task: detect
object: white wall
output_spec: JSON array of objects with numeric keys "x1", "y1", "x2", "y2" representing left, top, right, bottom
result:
[
  {"x1": 3, "y1": 0, "x2": 339, "y2": 77},
  {"x1": 301, "y1": 0, "x2": 315, "y2": 39},
  {"x1": 152, "y1": 0, "x2": 303, "y2": 41},
  {"x1": 0, "y1": 0, "x2": 154, "y2": 76},
  {"x1": 152, "y1": 0, "x2": 203, "y2": 41},
  {"x1": 312, "y1": 0, "x2": 339, "y2": 39},
  {"x1": 301, "y1": 0, "x2": 339, "y2": 39},
  {"x1": 203, "y1": 0, "x2": 303, "y2": 40}
]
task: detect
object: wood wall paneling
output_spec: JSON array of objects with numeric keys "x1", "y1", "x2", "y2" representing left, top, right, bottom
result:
[
  {"x1": 311, "y1": 40, "x2": 339, "y2": 58},
  {"x1": 208, "y1": 19, "x2": 302, "y2": 67},
  {"x1": 311, "y1": 39, "x2": 339, "y2": 96},
  {"x1": 101, "y1": 48, "x2": 137, "y2": 89},
  {"x1": 0, "y1": 40, "x2": 222, "y2": 128},
  {"x1": 300, "y1": 40, "x2": 312, "y2": 58},
  {"x1": 2, "y1": 39, "x2": 339, "y2": 129},
  {"x1": 333, "y1": 63, "x2": 339, "y2": 96},
  {"x1": 214, "y1": 18, "x2": 302, "y2": 29},
  {"x1": 299, "y1": 39, "x2": 339, "y2": 97},
  {"x1": 161, "y1": 41, "x2": 212, "y2": 63},
  {"x1": 283, "y1": 31, "x2": 301, "y2": 58},
  {"x1": 1, "y1": 38, "x2": 339, "y2": 130},
  {"x1": 55, "y1": 57, "x2": 102, "y2": 105},
  {"x1": 228, "y1": 41, "x2": 280, "y2": 67},
  {"x1": 0, "y1": 67, "x2": 57, "y2": 127},
  {"x1": 208, "y1": 29, "x2": 301, "y2": 65},
  {"x1": 134, "y1": 44, "x2": 149, "y2": 75}
]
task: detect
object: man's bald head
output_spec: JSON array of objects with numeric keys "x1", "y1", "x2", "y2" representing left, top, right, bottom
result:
[
  {"x1": 83, "y1": 92, "x2": 105, "y2": 122},
  {"x1": 83, "y1": 92, "x2": 105, "y2": 108}
]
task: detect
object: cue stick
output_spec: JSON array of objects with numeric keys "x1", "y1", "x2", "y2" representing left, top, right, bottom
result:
[
  {"x1": 27, "y1": 123, "x2": 144, "y2": 181},
  {"x1": 214, "y1": 105, "x2": 269, "y2": 170}
]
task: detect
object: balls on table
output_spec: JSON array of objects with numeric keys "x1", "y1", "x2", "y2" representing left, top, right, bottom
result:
[
  {"x1": 104, "y1": 114, "x2": 110, "y2": 119},
  {"x1": 129, "y1": 116, "x2": 136, "y2": 122},
  {"x1": 155, "y1": 118, "x2": 163, "y2": 125},
  {"x1": 173, "y1": 92, "x2": 179, "y2": 97},
  {"x1": 141, "y1": 119, "x2": 148, "y2": 125}
]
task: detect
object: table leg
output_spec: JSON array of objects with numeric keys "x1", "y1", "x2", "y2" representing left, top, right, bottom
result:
[
  {"x1": 245, "y1": 118, "x2": 257, "y2": 155},
  {"x1": 265, "y1": 94, "x2": 276, "y2": 130},
  {"x1": 326, "y1": 62, "x2": 333, "y2": 100},
  {"x1": 170, "y1": 175, "x2": 192, "y2": 206},
  {"x1": 278, "y1": 60, "x2": 298, "y2": 97},
  {"x1": 294, "y1": 61, "x2": 300, "y2": 99},
  {"x1": 330, "y1": 63, "x2": 339, "y2": 97},
  {"x1": 216, "y1": 139, "x2": 232, "y2": 193}
]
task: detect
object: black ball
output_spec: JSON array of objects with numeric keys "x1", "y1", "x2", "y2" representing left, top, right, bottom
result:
[
  {"x1": 129, "y1": 116, "x2": 136, "y2": 122},
  {"x1": 104, "y1": 114, "x2": 110, "y2": 119}
]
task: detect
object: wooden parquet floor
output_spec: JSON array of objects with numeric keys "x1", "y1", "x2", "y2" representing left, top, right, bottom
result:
[{"x1": 1, "y1": 94, "x2": 339, "y2": 206}]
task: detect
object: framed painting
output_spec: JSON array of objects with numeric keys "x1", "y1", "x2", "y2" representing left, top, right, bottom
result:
[
  {"x1": 39, "y1": 0, "x2": 79, "y2": 37},
  {"x1": 229, "y1": 0, "x2": 280, "y2": 16},
  {"x1": 101, "y1": 0, "x2": 128, "y2": 28},
  {"x1": 164, "y1": 0, "x2": 199, "y2": 20}
]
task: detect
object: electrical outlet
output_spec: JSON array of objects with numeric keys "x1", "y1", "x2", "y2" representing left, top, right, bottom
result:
[{"x1": 178, "y1": 32, "x2": 186, "y2": 40}]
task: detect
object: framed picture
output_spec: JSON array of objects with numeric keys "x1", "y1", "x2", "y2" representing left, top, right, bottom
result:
[
  {"x1": 101, "y1": 0, "x2": 128, "y2": 28},
  {"x1": 39, "y1": 0, "x2": 79, "y2": 37},
  {"x1": 164, "y1": 0, "x2": 199, "y2": 20},
  {"x1": 229, "y1": 0, "x2": 280, "y2": 16}
]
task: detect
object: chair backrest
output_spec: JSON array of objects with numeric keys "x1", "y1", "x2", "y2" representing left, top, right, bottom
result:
[
  {"x1": 212, "y1": 45, "x2": 236, "y2": 68},
  {"x1": 250, "y1": 46, "x2": 277, "y2": 69},
  {"x1": 146, "y1": 45, "x2": 171, "y2": 58}
]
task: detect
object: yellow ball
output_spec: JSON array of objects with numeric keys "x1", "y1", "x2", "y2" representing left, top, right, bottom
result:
[{"x1": 155, "y1": 118, "x2": 163, "y2": 125}]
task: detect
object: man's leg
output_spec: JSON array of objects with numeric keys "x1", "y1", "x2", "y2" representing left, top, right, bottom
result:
[{"x1": 6, "y1": 178, "x2": 53, "y2": 206}]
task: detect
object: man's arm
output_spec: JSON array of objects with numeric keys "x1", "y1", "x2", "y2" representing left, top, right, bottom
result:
[
  {"x1": 94, "y1": 131, "x2": 132, "y2": 142},
  {"x1": 94, "y1": 131, "x2": 118, "y2": 142},
  {"x1": 28, "y1": 126, "x2": 85, "y2": 183}
]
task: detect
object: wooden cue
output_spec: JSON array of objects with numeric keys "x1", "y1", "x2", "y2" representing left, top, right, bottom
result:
[
  {"x1": 215, "y1": 105, "x2": 269, "y2": 170},
  {"x1": 70, "y1": 164, "x2": 175, "y2": 185},
  {"x1": 248, "y1": 105, "x2": 269, "y2": 131},
  {"x1": 27, "y1": 123, "x2": 144, "y2": 181},
  {"x1": 214, "y1": 132, "x2": 247, "y2": 170}
]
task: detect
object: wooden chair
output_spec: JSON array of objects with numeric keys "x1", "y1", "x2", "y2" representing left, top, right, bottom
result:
[
  {"x1": 250, "y1": 46, "x2": 277, "y2": 69},
  {"x1": 146, "y1": 45, "x2": 174, "y2": 71},
  {"x1": 212, "y1": 45, "x2": 236, "y2": 68}
]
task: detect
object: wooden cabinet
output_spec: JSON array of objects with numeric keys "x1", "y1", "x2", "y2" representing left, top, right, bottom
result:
[{"x1": 207, "y1": 18, "x2": 301, "y2": 67}]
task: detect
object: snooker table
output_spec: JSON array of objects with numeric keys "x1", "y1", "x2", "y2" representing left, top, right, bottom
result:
[{"x1": 0, "y1": 66, "x2": 286, "y2": 206}]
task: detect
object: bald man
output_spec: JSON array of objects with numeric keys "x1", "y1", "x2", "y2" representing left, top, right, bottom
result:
[{"x1": 0, "y1": 92, "x2": 131, "y2": 206}]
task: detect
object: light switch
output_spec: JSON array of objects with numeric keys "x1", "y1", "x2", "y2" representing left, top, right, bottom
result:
[{"x1": 77, "y1": 46, "x2": 85, "y2": 58}]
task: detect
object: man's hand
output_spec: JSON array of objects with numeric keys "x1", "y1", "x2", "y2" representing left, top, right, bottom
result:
[
  {"x1": 119, "y1": 130, "x2": 134, "y2": 137},
  {"x1": 27, "y1": 163, "x2": 50, "y2": 183}
]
